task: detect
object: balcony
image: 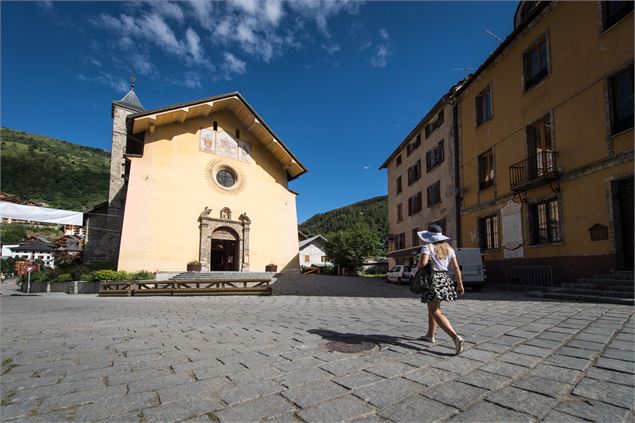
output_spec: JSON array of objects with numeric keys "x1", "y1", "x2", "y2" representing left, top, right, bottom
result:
[{"x1": 510, "y1": 151, "x2": 560, "y2": 191}]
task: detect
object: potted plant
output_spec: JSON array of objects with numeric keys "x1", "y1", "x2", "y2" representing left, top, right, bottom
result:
[
  {"x1": 187, "y1": 260, "x2": 202, "y2": 272},
  {"x1": 265, "y1": 263, "x2": 277, "y2": 273}
]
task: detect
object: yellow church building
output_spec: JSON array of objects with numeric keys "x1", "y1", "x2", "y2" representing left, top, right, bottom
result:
[{"x1": 85, "y1": 88, "x2": 307, "y2": 274}]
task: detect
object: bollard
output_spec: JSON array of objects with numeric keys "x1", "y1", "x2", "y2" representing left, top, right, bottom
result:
[{"x1": 74, "y1": 281, "x2": 79, "y2": 294}]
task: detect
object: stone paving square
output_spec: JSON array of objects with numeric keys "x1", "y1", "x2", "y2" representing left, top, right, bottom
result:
[{"x1": 1, "y1": 275, "x2": 634, "y2": 422}]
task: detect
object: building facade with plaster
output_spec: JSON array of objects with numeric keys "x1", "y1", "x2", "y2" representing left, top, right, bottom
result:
[
  {"x1": 456, "y1": 1, "x2": 633, "y2": 283},
  {"x1": 85, "y1": 89, "x2": 307, "y2": 273},
  {"x1": 381, "y1": 88, "x2": 460, "y2": 269}
]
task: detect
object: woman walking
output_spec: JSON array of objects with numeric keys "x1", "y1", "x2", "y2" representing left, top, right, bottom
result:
[{"x1": 417, "y1": 224, "x2": 465, "y2": 355}]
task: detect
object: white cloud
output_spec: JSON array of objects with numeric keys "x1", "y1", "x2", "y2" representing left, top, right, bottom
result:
[
  {"x1": 181, "y1": 71, "x2": 203, "y2": 88},
  {"x1": 89, "y1": 0, "x2": 365, "y2": 85},
  {"x1": 321, "y1": 42, "x2": 340, "y2": 55},
  {"x1": 223, "y1": 52, "x2": 247, "y2": 75},
  {"x1": 369, "y1": 29, "x2": 391, "y2": 68},
  {"x1": 185, "y1": 28, "x2": 202, "y2": 62},
  {"x1": 77, "y1": 72, "x2": 128, "y2": 93},
  {"x1": 149, "y1": 1, "x2": 184, "y2": 23},
  {"x1": 264, "y1": 0, "x2": 284, "y2": 25}
]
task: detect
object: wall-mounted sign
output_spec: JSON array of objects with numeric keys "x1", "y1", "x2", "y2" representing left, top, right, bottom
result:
[{"x1": 200, "y1": 129, "x2": 252, "y2": 163}]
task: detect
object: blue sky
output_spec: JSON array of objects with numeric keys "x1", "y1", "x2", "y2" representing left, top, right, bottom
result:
[{"x1": 1, "y1": 1, "x2": 517, "y2": 221}]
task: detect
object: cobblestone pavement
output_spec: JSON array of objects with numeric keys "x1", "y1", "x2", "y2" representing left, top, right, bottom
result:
[{"x1": 1, "y1": 275, "x2": 633, "y2": 423}]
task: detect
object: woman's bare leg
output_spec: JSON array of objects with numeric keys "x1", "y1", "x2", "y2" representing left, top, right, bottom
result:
[
  {"x1": 427, "y1": 300, "x2": 458, "y2": 339},
  {"x1": 426, "y1": 307, "x2": 437, "y2": 338}
]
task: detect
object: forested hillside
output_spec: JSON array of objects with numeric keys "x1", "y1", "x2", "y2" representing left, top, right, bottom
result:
[
  {"x1": 299, "y1": 196, "x2": 388, "y2": 243},
  {"x1": 0, "y1": 128, "x2": 110, "y2": 211}
]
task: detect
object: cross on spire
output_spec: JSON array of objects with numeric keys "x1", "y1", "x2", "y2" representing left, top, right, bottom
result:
[{"x1": 130, "y1": 74, "x2": 136, "y2": 90}]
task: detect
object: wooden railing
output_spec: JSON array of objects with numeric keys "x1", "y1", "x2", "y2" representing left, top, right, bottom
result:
[
  {"x1": 99, "y1": 279, "x2": 272, "y2": 297},
  {"x1": 302, "y1": 267, "x2": 321, "y2": 275}
]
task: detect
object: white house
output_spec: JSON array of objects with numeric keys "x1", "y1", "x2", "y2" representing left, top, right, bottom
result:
[
  {"x1": 9, "y1": 239, "x2": 56, "y2": 268},
  {"x1": 1, "y1": 244, "x2": 19, "y2": 258},
  {"x1": 298, "y1": 235, "x2": 331, "y2": 268}
]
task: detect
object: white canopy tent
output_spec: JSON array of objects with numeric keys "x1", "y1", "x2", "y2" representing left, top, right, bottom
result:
[{"x1": 0, "y1": 202, "x2": 83, "y2": 226}]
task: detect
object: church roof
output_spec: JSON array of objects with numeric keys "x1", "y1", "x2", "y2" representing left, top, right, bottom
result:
[
  {"x1": 128, "y1": 91, "x2": 307, "y2": 180},
  {"x1": 113, "y1": 89, "x2": 144, "y2": 112}
]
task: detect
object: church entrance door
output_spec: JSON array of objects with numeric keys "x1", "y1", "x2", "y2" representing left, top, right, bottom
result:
[{"x1": 210, "y1": 227, "x2": 239, "y2": 271}]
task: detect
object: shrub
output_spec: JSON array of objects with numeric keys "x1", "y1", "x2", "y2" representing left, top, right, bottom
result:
[
  {"x1": 30, "y1": 272, "x2": 49, "y2": 282},
  {"x1": 56, "y1": 273, "x2": 72, "y2": 283},
  {"x1": 79, "y1": 273, "x2": 95, "y2": 282},
  {"x1": 70, "y1": 265, "x2": 90, "y2": 280},
  {"x1": 93, "y1": 269, "x2": 124, "y2": 281},
  {"x1": 131, "y1": 270, "x2": 154, "y2": 280}
]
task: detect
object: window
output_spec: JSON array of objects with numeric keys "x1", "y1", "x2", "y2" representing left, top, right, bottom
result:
[
  {"x1": 216, "y1": 169, "x2": 237, "y2": 188},
  {"x1": 321, "y1": 256, "x2": 327, "y2": 263},
  {"x1": 397, "y1": 204, "x2": 403, "y2": 222},
  {"x1": 395, "y1": 233, "x2": 406, "y2": 250},
  {"x1": 408, "y1": 192, "x2": 423, "y2": 215},
  {"x1": 609, "y1": 66, "x2": 634, "y2": 134},
  {"x1": 427, "y1": 181, "x2": 441, "y2": 206},
  {"x1": 426, "y1": 140, "x2": 444, "y2": 172},
  {"x1": 425, "y1": 110, "x2": 444, "y2": 138},
  {"x1": 407, "y1": 160, "x2": 422, "y2": 185},
  {"x1": 304, "y1": 255, "x2": 310, "y2": 262},
  {"x1": 526, "y1": 115, "x2": 555, "y2": 178},
  {"x1": 478, "y1": 149, "x2": 495, "y2": 190},
  {"x1": 407, "y1": 134, "x2": 421, "y2": 156},
  {"x1": 479, "y1": 215, "x2": 500, "y2": 250},
  {"x1": 476, "y1": 85, "x2": 493, "y2": 126},
  {"x1": 396, "y1": 176, "x2": 402, "y2": 194},
  {"x1": 529, "y1": 198, "x2": 561, "y2": 244},
  {"x1": 524, "y1": 37, "x2": 549, "y2": 90},
  {"x1": 602, "y1": 1, "x2": 633, "y2": 31},
  {"x1": 396, "y1": 155, "x2": 402, "y2": 167},
  {"x1": 411, "y1": 228, "x2": 419, "y2": 247}
]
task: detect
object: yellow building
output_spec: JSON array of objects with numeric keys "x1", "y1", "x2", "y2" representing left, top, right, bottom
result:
[
  {"x1": 456, "y1": 1, "x2": 633, "y2": 284},
  {"x1": 96, "y1": 90, "x2": 307, "y2": 273}
]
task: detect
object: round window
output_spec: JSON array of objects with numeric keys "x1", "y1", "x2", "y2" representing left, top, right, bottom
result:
[{"x1": 216, "y1": 169, "x2": 236, "y2": 188}]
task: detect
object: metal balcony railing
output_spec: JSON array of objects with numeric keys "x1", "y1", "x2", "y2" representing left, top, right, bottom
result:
[{"x1": 510, "y1": 151, "x2": 559, "y2": 191}]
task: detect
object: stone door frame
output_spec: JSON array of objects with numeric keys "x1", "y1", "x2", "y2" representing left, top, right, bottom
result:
[{"x1": 199, "y1": 208, "x2": 251, "y2": 272}]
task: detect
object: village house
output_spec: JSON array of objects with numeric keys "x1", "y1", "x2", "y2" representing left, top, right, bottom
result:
[
  {"x1": 85, "y1": 87, "x2": 307, "y2": 273},
  {"x1": 298, "y1": 235, "x2": 331, "y2": 268},
  {"x1": 455, "y1": 1, "x2": 633, "y2": 284},
  {"x1": 9, "y1": 239, "x2": 55, "y2": 268},
  {"x1": 380, "y1": 86, "x2": 461, "y2": 269}
]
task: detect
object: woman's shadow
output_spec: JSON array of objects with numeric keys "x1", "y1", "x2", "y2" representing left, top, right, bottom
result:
[{"x1": 307, "y1": 329, "x2": 455, "y2": 357}]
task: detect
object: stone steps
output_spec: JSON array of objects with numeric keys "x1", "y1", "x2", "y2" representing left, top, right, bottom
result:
[
  {"x1": 562, "y1": 282, "x2": 634, "y2": 292},
  {"x1": 527, "y1": 290, "x2": 634, "y2": 305},
  {"x1": 591, "y1": 272, "x2": 634, "y2": 280},
  {"x1": 527, "y1": 271, "x2": 634, "y2": 305},
  {"x1": 170, "y1": 272, "x2": 275, "y2": 281},
  {"x1": 545, "y1": 287, "x2": 633, "y2": 298}
]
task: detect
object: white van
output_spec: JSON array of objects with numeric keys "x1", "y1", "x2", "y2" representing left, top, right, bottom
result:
[
  {"x1": 454, "y1": 248, "x2": 486, "y2": 291},
  {"x1": 414, "y1": 247, "x2": 486, "y2": 291}
]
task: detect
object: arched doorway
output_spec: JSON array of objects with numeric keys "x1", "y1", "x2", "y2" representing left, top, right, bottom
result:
[{"x1": 210, "y1": 227, "x2": 239, "y2": 271}]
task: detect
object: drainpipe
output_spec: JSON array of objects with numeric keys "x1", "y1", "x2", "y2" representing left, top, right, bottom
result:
[{"x1": 452, "y1": 99, "x2": 462, "y2": 248}]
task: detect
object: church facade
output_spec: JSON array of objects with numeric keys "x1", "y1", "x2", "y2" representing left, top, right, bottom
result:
[{"x1": 85, "y1": 89, "x2": 307, "y2": 273}]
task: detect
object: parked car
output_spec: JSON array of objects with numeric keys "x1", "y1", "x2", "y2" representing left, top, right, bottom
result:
[
  {"x1": 387, "y1": 265, "x2": 412, "y2": 284},
  {"x1": 452, "y1": 248, "x2": 487, "y2": 291}
]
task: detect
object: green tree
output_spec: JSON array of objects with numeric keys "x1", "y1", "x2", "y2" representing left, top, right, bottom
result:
[
  {"x1": 0, "y1": 224, "x2": 27, "y2": 243},
  {"x1": 324, "y1": 222, "x2": 380, "y2": 271}
]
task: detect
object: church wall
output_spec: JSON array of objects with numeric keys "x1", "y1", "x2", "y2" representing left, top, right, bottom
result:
[{"x1": 117, "y1": 111, "x2": 300, "y2": 273}]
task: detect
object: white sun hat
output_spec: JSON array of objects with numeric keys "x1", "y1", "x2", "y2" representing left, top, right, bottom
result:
[{"x1": 417, "y1": 224, "x2": 451, "y2": 243}]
